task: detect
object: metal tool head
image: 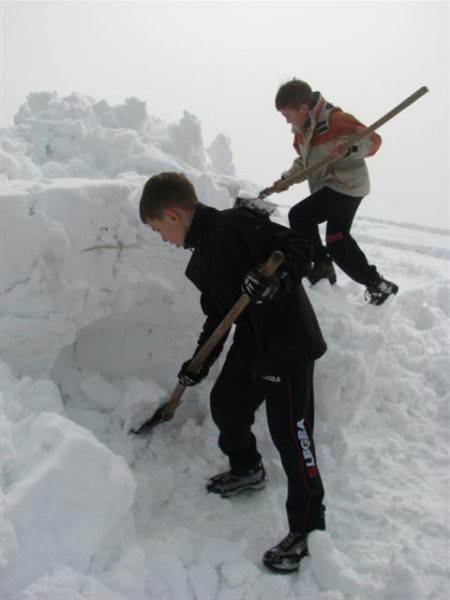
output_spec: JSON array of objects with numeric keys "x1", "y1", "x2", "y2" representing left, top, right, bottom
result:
[
  {"x1": 234, "y1": 195, "x2": 277, "y2": 217},
  {"x1": 129, "y1": 402, "x2": 172, "y2": 435}
]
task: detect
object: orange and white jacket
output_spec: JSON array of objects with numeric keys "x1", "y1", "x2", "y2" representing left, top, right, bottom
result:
[{"x1": 281, "y1": 92, "x2": 382, "y2": 197}]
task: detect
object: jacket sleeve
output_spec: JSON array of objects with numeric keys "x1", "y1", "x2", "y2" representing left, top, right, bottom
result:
[
  {"x1": 261, "y1": 232, "x2": 311, "y2": 293},
  {"x1": 281, "y1": 155, "x2": 305, "y2": 180},
  {"x1": 194, "y1": 292, "x2": 230, "y2": 367},
  {"x1": 185, "y1": 252, "x2": 229, "y2": 366},
  {"x1": 331, "y1": 110, "x2": 382, "y2": 159},
  {"x1": 235, "y1": 210, "x2": 311, "y2": 287}
]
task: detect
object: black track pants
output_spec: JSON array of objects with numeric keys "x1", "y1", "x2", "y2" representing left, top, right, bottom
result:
[
  {"x1": 288, "y1": 186, "x2": 378, "y2": 285},
  {"x1": 210, "y1": 343, "x2": 326, "y2": 533}
]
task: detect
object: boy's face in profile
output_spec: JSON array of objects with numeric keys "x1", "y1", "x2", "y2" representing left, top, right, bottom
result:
[
  {"x1": 146, "y1": 208, "x2": 189, "y2": 248},
  {"x1": 279, "y1": 104, "x2": 310, "y2": 129}
]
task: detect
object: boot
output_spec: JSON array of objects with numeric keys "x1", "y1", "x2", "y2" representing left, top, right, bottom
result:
[
  {"x1": 307, "y1": 258, "x2": 337, "y2": 285},
  {"x1": 263, "y1": 532, "x2": 308, "y2": 573},
  {"x1": 206, "y1": 462, "x2": 267, "y2": 498}
]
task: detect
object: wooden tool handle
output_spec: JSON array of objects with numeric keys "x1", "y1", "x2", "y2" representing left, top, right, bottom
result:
[{"x1": 162, "y1": 250, "x2": 285, "y2": 420}]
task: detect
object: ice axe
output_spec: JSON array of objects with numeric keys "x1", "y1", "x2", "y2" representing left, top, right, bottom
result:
[
  {"x1": 235, "y1": 85, "x2": 429, "y2": 215},
  {"x1": 130, "y1": 250, "x2": 285, "y2": 435}
]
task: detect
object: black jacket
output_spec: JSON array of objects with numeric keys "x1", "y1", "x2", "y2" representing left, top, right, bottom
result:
[{"x1": 184, "y1": 203, "x2": 326, "y2": 374}]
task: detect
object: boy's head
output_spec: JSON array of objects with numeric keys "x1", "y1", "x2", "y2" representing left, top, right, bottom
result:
[
  {"x1": 275, "y1": 78, "x2": 314, "y2": 128},
  {"x1": 139, "y1": 172, "x2": 198, "y2": 247}
]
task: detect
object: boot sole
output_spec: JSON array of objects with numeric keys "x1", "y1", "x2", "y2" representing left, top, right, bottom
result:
[
  {"x1": 207, "y1": 480, "x2": 267, "y2": 498},
  {"x1": 263, "y1": 549, "x2": 309, "y2": 573}
]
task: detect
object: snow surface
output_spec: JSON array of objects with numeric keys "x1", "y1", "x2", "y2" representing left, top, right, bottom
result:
[{"x1": 1, "y1": 92, "x2": 449, "y2": 599}]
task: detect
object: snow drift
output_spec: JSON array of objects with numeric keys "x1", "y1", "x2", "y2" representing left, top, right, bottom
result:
[{"x1": 1, "y1": 92, "x2": 449, "y2": 599}]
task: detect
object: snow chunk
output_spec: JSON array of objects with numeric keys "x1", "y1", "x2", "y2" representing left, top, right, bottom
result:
[
  {"x1": 196, "y1": 537, "x2": 248, "y2": 568},
  {"x1": 3, "y1": 409, "x2": 136, "y2": 594},
  {"x1": 166, "y1": 110, "x2": 206, "y2": 170},
  {"x1": 207, "y1": 133, "x2": 236, "y2": 175},
  {"x1": 2, "y1": 363, "x2": 64, "y2": 424},
  {"x1": 188, "y1": 563, "x2": 219, "y2": 599},
  {"x1": 308, "y1": 531, "x2": 367, "y2": 597},
  {"x1": 80, "y1": 373, "x2": 122, "y2": 412},
  {"x1": 20, "y1": 566, "x2": 125, "y2": 599},
  {"x1": 220, "y1": 556, "x2": 259, "y2": 587}
]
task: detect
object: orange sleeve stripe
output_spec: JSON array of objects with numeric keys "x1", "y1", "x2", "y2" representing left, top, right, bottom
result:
[
  {"x1": 312, "y1": 108, "x2": 382, "y2": 155},
  {"x1": 368, "y1": 132, "x2": 382, "y2": 156}
]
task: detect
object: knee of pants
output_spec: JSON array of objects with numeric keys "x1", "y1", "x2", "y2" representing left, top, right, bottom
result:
[
  {"x1": 210, "y1": 384, "x2": 239, "y2": 431},
  {"x1": 288, "y1": 203, "x2": 308, "y2": 228},
  {"x1": 325, "y1": 234, "x2": 347, "y2": 257},
  {"x1": 210, "y1": 387, "x2": 258, "y2": 434},
  {"x1": 210, "y1": 387, "x2": 227, "y2": 429}
]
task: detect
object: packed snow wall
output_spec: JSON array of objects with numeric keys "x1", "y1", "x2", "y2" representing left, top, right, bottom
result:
[
  {"x1": 1, "y1": 93, "x2": 257, "y2": 596},
  {"x1": 1, "y1": 92, "x2": 257, "y2": 380}
]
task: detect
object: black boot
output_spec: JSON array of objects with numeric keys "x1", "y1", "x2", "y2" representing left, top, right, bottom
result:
[
  {"x1": 263, "y1": 532, "x2": 309, "y2": 573},
  {"x1": 307, "y1": 258, "x2": 337, "y2": 285},
  {"x1": 206, "y1": 462, "x2": 267, "y2": 498}
]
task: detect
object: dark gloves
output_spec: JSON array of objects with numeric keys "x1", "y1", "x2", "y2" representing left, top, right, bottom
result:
[
  {"x1": 242, "y1": 266, "x2": 292, "y2": 303},
  {"x1": 178, "y1": 358, "x2": 211, "y2": 387}
]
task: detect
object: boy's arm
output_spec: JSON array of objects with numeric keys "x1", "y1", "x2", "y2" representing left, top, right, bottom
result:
[
  {"x1": 236, "y1": 211, "x2": 311, "y2": 289},
  {"x1": 278, "y1": 110, "x2": 382, "y2": 185},
  {"x1": 261, "y1": 233, "x2": 311, "y2": 291},
  {"x1": 196, "y1": 296, "x2": 230, "y2": 361},
  {"x1": 177, "y1": 292, "x2": 229, "y2": 387},
  {"x1": 330, "y1": 110, "x2": 382, "y2": 159},
  {"x1": 281, "y1": 156, "x2": 305, "y2": 181}
]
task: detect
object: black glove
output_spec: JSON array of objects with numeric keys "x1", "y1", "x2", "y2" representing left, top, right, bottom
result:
[
  {"x1": 242, "y1": 266, "x2": 283, "y2": 303},
  {"x1": 178, "y1": 358, "x2": 210, "y2": 387}
]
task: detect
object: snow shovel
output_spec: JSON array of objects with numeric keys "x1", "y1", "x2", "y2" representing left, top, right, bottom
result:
[
  {"x1": 235, "y1": 85, "x2": 429, "y2": 215},
  {"x1": 130, "y1": 250, "x2": 285, "y2": 435}
]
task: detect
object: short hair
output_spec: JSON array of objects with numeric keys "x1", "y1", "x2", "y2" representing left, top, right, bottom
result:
[
  {"x1": 139, "y1": 172, "x2": 198, "y2": 222},
  {"x1": 275, "y1": 79, "x2": 314, "y2": 110}
]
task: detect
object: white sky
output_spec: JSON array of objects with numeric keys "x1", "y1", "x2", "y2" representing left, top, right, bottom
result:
[{"x1": 2, "y1": 0, "x2": 449, "y2": 228}]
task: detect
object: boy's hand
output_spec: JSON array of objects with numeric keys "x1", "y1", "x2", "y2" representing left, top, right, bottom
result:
[
  {"x1": 329, "y1": 141, "x2": 351, "y2": 159},
  {"x1": 242, "y1": 267, "x2": 281, "y2": 303},
  {"x1": 271, "y1": 179, "x2": 290, "y2": 193},
  {"x1": 178, "y1": 359, "x2": 210, "y2": 386}
]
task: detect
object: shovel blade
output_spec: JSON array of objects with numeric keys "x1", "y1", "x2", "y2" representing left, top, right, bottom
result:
[
  {"x1": 234, "y1": 196, "x2": 277, "y2": 217},
  {"x1": 130, "y1": 403, "x2": 171, "y2": 435}
]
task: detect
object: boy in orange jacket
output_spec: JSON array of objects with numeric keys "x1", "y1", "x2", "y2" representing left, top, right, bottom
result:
[{"x1": 272, "y1": 78, "x2": 398, "y2": 305}]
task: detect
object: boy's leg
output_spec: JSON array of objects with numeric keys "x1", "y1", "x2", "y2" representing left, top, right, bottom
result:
[
  {"x1": 260, "y1": 362, "x2": 326, "y2": 533},
  {"x1": 287, "y1": 189, "x2": 331, "y2": 262},
  {"x1": 323, "y1": 189, "x2": 378, "y2": 284},
  {"x1": 210, "y1": 343, "x2": 264, "y2": 475}
]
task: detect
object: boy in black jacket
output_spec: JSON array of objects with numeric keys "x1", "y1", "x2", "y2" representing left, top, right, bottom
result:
[{"x1": 139, "y1": 172, "x2": 327, "y2": 573}]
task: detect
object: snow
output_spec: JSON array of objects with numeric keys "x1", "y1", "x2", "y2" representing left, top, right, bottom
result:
[{"x1": 1, "y1": 92, "x2": 449, "y2": 599}]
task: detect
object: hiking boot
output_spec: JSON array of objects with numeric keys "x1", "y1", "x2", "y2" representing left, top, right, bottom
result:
[
  {"x1": 307, "y1": 258, "x2": 337, "y2": 285},
  {"x1": 206, "y1": 462, "x2": 267, "y2": 498},
  {"x1": 365, "y1": 276, "x2": 399, "y2": 305},
  {"x1": 263, "y1": 532, "x2": 309, "y2": 573}
]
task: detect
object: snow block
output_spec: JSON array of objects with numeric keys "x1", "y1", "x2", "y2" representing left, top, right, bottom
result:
[
  {"x1": 196, "y1": 537, "x2": 248, "y2": 568},
  {"x1": 19, "y1": 566, "x2": 125, "y2": 600},
  {"x1": 308, "y1": 531, "x2": 366, "y2": 597},
  {"x1": 80, "y1": 373, "x2": 122, "y2": 412},
  {"x1": 3, "y1": 412, "x2": 136, "y2": 594}
]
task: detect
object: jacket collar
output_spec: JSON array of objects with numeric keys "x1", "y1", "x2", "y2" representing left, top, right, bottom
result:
[
  {"x1": 292, "y1": 91, "x2": 325, "y2": 135},
  {"x1": 184, "y1": 202, "x2": 218, "y2": 249}
]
